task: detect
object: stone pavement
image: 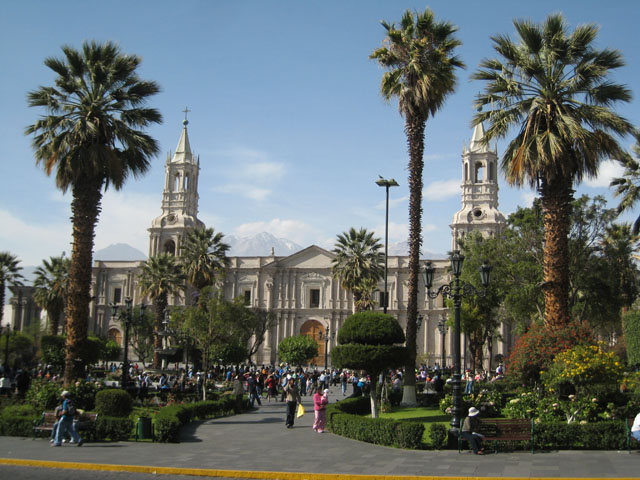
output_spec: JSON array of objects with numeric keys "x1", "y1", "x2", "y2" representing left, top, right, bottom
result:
[{"x1": 0, "y1": 387, "x2": 638, "y2": 479}]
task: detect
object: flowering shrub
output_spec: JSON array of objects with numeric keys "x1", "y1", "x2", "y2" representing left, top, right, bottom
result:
[
  {"x1": 542, "y1": 343, "x2": 623, "y2": 395},
  {"x1": 503, "y1": 391, "x2": 605, "y2": 423},
  {"x1": 506, "y1": 321, "x2": 594, "y2": 385},
  {"x1": 502, "y1": 391, "x2": 541, "y2": 419}
]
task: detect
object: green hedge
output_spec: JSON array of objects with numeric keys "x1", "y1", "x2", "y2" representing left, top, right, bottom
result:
[
  {"x1": 326, "y1": 397, "x2": 424, "y2": 449},
  {"x1": 95, "y1": 416, "x2": 134, "y2": 441},
  {"x1": 535, "y1": 421, "x2": 626, "y2": 450},
  {"x1": 0, "y1": 405, "x2": 39, "y2": 436},
  {"x1": 154, "y1": 394, "x2": 238, "y2": 443},
  {"x1": 95, "y1": 389, "x2": 133, "y2": 417}
]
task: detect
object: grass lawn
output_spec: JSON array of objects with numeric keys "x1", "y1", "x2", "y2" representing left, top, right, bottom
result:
[{"x1": 380, "y1": 406, "x2": 450, "y2": 447}]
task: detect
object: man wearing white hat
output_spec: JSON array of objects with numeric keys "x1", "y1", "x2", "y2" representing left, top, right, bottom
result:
[
  {"x1": 52, "y1": 390, "x2": 83, "y2": 447},
  {"x1": 461, "y1": 407, "x2": 484, "y2": 454}
]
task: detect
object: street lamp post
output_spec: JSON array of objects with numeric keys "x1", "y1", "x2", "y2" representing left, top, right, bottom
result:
[
  {"x1": 376, "y1": 177, "x2": 399, "y2": 313},
  {"x1": 437, "y1": 316, "x2": 448, "y2": 369},
  {"x1": 424, "y1": 252, "x2": 491, "y2": 435},
  {"x1": 318, "y1": 326, "x2": 335, "y2": 371},
  {"x1": 111, "y1": 298, "x2": 146, "y2": 391},
  {"x1": 2, "y1": 324, "x2": 10, "y2": 374}
]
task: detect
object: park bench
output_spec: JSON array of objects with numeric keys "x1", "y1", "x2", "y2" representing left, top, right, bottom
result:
[
  {"x1": 625, "y1": 417, "x2": 639, "y2": 452},
  {"x1": 459, "y1": 418, "x2": 534, "y2": 454},
  {"x1": 33, "y1": 411, "x2": 98, "y2": 440}
]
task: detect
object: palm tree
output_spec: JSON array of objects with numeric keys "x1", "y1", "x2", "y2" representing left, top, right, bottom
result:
[
  {"x1": 370, "y1": 8, "x2": 464, "y2": 404},
  {"x1": 332, "y1": 227, "x2": 384, "y2": 312},
  {"x1": 25, "y1": 41, "x2": 162, "y2": 384},
  {"x1": 0, "y1": 252, "x2": 24, "y2": 328},
  {"x1": 138, "y1": 253, "x2": 185, "y2": 369},
  {"x1": 611, "y1": 131, "x2": 640, "y2": 233},
  {"x1": 472, "y1": 14, "x2": 634, "y2": 328},
  {"x1": 33, "y1": 254, "x2": 70, "y2": 335},
  {"x1": 181, "y1": 227, "x2": 230, "y2": 296}
]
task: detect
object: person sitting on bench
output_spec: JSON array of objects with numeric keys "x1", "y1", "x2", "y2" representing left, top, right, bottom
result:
[{"x1": 462, "y1": 407, "x2": 485, "y2": 455}]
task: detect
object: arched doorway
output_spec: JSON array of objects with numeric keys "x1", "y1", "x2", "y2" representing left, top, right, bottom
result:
[
  {"x1": 300, "y1": 319, "x2": 324, "y2": 367},
  {"x1": 108, "y1": 328, "x2": 123, "y2": 347}
]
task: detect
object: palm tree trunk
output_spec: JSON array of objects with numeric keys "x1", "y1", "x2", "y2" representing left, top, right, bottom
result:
[
  {"x1": 0, "y1": 280, "x2": 5, "y2": 327},
  {"x1": 540, "y1": 176, "x2": 573, "y2": 328},
  {"x1": 152, "y1": 294, "x2": 168, "y2": 369},
  {"x1": 402, "y1": 114, "x2": 426, "y2": 406},
  {"x1": 64, "y1": 179, "x2": 103, "y2": 386}
]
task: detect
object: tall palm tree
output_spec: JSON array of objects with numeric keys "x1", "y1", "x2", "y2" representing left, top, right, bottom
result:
[
  {"x1": 33, "y1": 254, "x2": 70, "y2": 335},
  {"x1": 0, "y1": 252, "x2": 24, "y2": 328},
  {"x1": 611, "y1": 131, "x2": 640, "y2": 233},
  {"x1": 472, "y1": 14, "x2": 633, "y2": 328},
  {"x1": 332, "y1": 227, "x2": 384, "y2": 312},
  {"x1": 138, "y1": 253, "x2": 185, "y2": 369},
  {"x1": 370, "y1": 8, "x2": 464, "y2": 404},
  {"x1": 26, "y1": 41, "x2": 162, "y2": 384},
  {"x1": 181, "y1": 227, "x2": 230, "y2": 296}
]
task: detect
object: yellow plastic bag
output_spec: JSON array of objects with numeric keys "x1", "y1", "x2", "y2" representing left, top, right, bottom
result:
[{"x1": 296, "y1": 403, "x2": 305, "y2": 418}]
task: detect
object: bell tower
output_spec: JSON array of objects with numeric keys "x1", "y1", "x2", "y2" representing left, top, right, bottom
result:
[
  {"x1": 148, "y1": 114, "x2": 205, "y2": 257},
  {"x1": 450, "y1": 122, "x2": 506, "y2": 250}
]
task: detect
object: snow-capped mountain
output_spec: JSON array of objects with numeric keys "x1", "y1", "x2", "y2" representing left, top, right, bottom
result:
[
  {"x1": 226, "y1": 232, "x2": 303, "y2": 257},
  {"x1": 387, "y1": 240, "x2": 447, "y2": 259}
]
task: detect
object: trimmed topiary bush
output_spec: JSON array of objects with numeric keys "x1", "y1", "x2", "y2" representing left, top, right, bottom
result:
[
  {"x1": 95, "y1": 416, "x2": 135, "y2": 441},
  {"x1": 0, "y1": 405, "x2": 39, "y2": 436},
  {"x1": 429, "y1": 423, "x2": 448, "y2": 450},
  {"x1": 95, "y1": 388, "x2": 133, "y2": 417}
]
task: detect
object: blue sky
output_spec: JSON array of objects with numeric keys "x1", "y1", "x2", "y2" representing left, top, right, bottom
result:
[{"x1": 1, "y1": 0, "x2": 639, "y2": 266}]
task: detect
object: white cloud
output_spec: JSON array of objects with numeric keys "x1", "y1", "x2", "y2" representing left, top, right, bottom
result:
[
  {"x1": 234, "y1": 218, "x2": 317, "y2": 245},
  {"x1": 0, "y1": 209, "x2": 71, "y2": 266},
  {"x1": 423, "y1": 179, "x2": 460, "y2": 201},
  {"x1": 374, "y1": 221, "x2": 409, "y2": 243},
  {"x1": 520, "y1": 191, "x2": 537, "y2": 207},
  {"x1": 213, "y1": 183, "x2": 272, "y2": 201},
  {"x1": 93, "y1": 190, "x2": 159, "y2": 253},
  {"x1": 585, "y1": 160, "x2": 625, "y2": 188}
]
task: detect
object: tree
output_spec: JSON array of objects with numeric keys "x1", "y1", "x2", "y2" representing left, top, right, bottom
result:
[
  {"x1": 0, "y1": 252, "x2": 24, "y2": 328},
  {"x1": 623, "y1": 310, "x2": 640, "y2": 367},
  {"x1": 277, "y1": 335, "x2": 319, "y2": 367},
  {"x1": 331, "y1": 311, "x2": 407, "y2": 418},
  {"x1": 611, "y1": 130, "x2": 640, "y2": 233},
  {"x1": 26, "y1": 41, "x2": 162, "y2": 384},
  {"x1": 473, "y1": 14, "x2": 634, "y2": 329},
  {"x1": 371, "y1": 8, "x2": 464, "y2": 405},
  {"x1": 244, "y1": 309, "x2": 276, "y2": 364},
  {"x1": 181, "y1": 227, "x2": 230, "y2": 296},
  {"x1": 331, "y1": 228, "x2": 383, "y2": 312},
  {"x1": 40, "y1": 335, "x2": 67, "y2": 372},
  {"x1": 33, "y1": 254, "x2": 70, "y2": 335},
  {"x1": 128, "y1": 306, "x2": 155, "y2": 368},
  {"x1": 138, "y1": 253, "x2": 185, "y2": 368}
]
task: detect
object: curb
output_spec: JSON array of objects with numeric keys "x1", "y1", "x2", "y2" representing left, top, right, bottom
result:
[{"x1": 1, "y1": 458, "x2": 638, "y2": 480}]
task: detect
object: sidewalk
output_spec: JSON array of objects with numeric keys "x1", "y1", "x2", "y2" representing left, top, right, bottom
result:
[{"x1": 0, "y1": 387, "x2": 638, "y2": 479}]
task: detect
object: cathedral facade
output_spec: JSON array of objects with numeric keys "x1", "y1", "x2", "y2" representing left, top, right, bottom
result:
[{"x1": 75, "y1": 119, "x2": 512, "y2": 368}]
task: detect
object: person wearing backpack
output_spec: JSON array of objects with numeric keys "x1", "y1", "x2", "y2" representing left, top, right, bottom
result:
[{"x1": 52, "y1": 390, "x2": 83, "y2": 447}]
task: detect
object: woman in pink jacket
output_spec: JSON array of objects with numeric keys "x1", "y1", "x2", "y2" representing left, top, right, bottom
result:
[{"x1": 312, "y1": 388, "x2": 329, "y2": 433}]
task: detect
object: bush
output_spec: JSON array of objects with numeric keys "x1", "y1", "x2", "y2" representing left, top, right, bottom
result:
[
  {"x1": 95, "y1": 389, "x2": 133, "y2": 417},
  {"x1": 429, "y1": 423, "x2": 448, "y2": 449},
  {"x1": 95, "y1": 416, "x2": 134, "y2": 441},
  {"x1": 325, "y1": 396, "x2": 424, "y2": 449},
  {"x1": 623, "y1": 311, "x2": 640, "y2": 366},
  {"x1": 25, "y1": 379, "x2": 62, "y2": 412},
  {"x1": 535, "y1": 421, "x2": 626, "y2": 450},
  {"x1": 0, "y1": 405, "x2": 39, "y2": 436},
  {"x1": 337, "y1": 311, "x2": 405, "y2": 345},
  {"x1": 67, "y1": 380, "x2": 101, "y2": 411},
  {"x1": 507, "y1": 321, "x2": 594, "y2": 385}
]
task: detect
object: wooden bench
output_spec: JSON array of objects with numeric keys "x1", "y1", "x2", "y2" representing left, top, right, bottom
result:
[
  {"x1": 626, "y1": 417, "x2": 639, "y2": 451},
  {"x1": 33, "y1": 411, "x2": 98, "y2": 440},
  {"x1": 459, "y1": 418, "x2": 534, "y2": 453}
]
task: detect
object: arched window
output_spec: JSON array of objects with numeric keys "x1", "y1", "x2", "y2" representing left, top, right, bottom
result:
[
  {"x1": 184, "y1": 175, "x2": 189, "y2": 191},
  {"x1": 164, "y1": 240, "x2": 176, "y2": 256},
  {"x1": 475, "y1": 162, "x2": 484, "y2": 183},
  {"x1": 464, "y1": 163, "x2": 469, "y2": 182},
  {"x1": 108, "y1": 328, "x2": 122, "y2": 347},
  {"x1": 174, "y1": 174, "x2": 181, "y2": 192}
]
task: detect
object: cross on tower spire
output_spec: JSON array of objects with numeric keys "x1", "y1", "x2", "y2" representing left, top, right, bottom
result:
[{"x1": 182, "y1": 106, "x2": 191, "y2": 125}]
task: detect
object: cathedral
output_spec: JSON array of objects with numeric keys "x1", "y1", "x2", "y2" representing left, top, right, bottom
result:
[{"x1": 12, "y1": 118, "x2": 513, "y2": 369}]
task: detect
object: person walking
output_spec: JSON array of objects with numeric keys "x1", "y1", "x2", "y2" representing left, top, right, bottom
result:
[
  {"x1": 312, "y1": 388, "x2": 329, "y2": 433},
  {"x1": 52, "y1": 391, "x2": 82, "y2": 447},
  {"x1": 283, "y1": 377, "x2": 302, "y2": 428}
]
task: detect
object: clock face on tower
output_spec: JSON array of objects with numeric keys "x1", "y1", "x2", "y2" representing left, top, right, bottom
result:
[
  {"x1": 166, "y1": 213, "x2": 177, "y2": 225},
  {"x1": 468, "y1": 208, "x2": 486, "y2": 222}
]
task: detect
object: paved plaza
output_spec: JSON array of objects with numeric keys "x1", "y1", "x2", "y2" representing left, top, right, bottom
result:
[{"x1": 0, "y1": 387, "x2": 638, "y2": 479}]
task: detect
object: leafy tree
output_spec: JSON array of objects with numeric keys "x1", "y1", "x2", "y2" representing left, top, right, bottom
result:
[
  {"x1": 277, "y1": 335, "x2": 319, "y2": 367},
  {"x1": 101, "y1": 340, "x2": 122, "y2": 363},
  {"x1": 331, "y1": 311, "x2": 407, "y2": 418},
  {"x1": 138, "y1": 253, "x2": 185, "y2": 368},
  {"x1": 622, "y1": 310, "x2": 640, "y2": 366},
  {"x1": 128, "y1": 306, "x2": 155, "y2": 367},
  {"x1": 331, "y1": 228, "x2": 383, "y2": 312},
  {"x1": 26, "y1": 41, "x2": 162, "y2": 384},
  {"x1": 243, "y1": 308, "x2": 276, "y2": 364},
  {"x1": 611, "y1": 130, "x2": 640, "y2": 233},
  {"x1": 473, "y1": 14, "x2": 634, "y2": 329},
  {"x1": 0, "y1": 252, "x2": 23, "y2": 329},
  {"x1": 181, "y1": 227, "x2": 230, "y2": 295},
  {"x1": 371, "y1": 8, "x2": 464, "y2": 405},
  {"x1": 39, "y1": 335, "x2": 67, "y2": 371},
  {"x1": 33, "y1": 254, "x2": 69, "y2": 335}
]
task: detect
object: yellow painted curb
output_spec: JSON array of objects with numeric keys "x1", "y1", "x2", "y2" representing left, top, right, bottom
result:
[{"x1": 0, "y1": 458, "x2": 637, "y2": 480}]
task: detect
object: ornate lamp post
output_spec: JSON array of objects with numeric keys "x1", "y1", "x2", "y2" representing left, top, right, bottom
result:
[
  {"x1": 437, "y1": 316, "x2": 448, "y2": 369},
  {"x1": 111, "y1": 298, "x2": 146, "y2": 390},
  {"x1": 376, "y1": 177, "x2": 399, "y2": 313},
  {"x1": 318, "y1": 326, "x2": 335, "y2": 370},
  {"x1": 424, "y1": 252, "x2": 491, "y2": 434}
]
